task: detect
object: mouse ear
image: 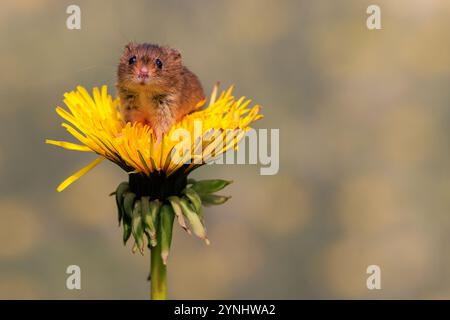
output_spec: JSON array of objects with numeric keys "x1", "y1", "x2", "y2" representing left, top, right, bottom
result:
[
  {"x1": 172, "y1": 48, "x2": 182, "y2": 60},
  {"x1": 166, "y1": 47, "x2": 182, "y2": 61},
  {"x1": 125, "y1": 42, "x2": 136, "y2": 52}
]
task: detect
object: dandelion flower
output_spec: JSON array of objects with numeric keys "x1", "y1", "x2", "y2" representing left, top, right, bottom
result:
[{"x1": 46, "y1": 83, "x2": 263, "y2": 299}]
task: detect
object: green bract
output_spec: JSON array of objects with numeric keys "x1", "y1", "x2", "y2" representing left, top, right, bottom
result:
[{"x1": 112, "y1": 176, "x2": 232, "y2": 263}]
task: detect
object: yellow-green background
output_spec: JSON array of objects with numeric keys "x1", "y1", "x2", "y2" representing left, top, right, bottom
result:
[{"x1": 1, "y1": 0, "x2": 449, "y2": 299}]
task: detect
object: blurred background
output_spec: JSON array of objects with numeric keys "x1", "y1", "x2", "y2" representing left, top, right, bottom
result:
[{"x1": 1, "y1": 0, "x2": 450, "y2": 299}]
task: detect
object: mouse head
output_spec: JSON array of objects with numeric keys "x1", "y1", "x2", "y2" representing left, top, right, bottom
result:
[{"x1": 118, "y1": 42, "x2": 183, "y2": 89}]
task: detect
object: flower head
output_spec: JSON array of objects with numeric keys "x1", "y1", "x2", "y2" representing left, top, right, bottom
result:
[
  {"x1": 47, "y1": 83, "x2": 264, "y2": 299},
  {"x1": 46, "y1": 84, "x2": 262, "y2": 192}
]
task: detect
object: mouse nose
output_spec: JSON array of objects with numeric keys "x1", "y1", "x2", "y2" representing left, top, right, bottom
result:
[{"x1": 138, "y1": 67, "x2": 149, "y2": 79}]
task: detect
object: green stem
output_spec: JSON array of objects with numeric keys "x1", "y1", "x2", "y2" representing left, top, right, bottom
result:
[{"x1": 150, "y1": 242, "x2": 167, "y2": 300}]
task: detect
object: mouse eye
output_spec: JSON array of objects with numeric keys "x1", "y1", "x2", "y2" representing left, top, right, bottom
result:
[
  {"x1": 155, "y1": 58, "x2": 163, "y2": 69},
  {"x1": 128, "y1": 56, "x2": 137, "y2": 65}
]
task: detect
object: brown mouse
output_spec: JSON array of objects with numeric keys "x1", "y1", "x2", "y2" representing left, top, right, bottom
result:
[{"x1": 117, "y1": 43, "x2": 205, "y2": 139}]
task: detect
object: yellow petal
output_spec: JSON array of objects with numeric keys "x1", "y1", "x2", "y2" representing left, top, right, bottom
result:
[
  {"x1": 57, "y1": 157, "x2": 104, "y2": 192},
  {"x1": 208, "y1": 82, "x2": 220, "y2": 107},
  {"x1": 46, "y1": 139, "x2": 92, "y2": 152}
]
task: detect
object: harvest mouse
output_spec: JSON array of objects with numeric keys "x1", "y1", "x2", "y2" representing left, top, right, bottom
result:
[{"x1": 117, "y1": 43, "x2": 205, "y2": 140}]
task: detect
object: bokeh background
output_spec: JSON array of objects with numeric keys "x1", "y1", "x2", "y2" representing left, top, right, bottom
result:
[{"x1": 1, "y1": 0, "x2": 450, "y2": 299}]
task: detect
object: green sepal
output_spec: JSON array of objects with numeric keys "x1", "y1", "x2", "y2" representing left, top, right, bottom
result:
[
  {"x1": 122, "y1": 215, "x2": 132, "y2": 245},
  {"x1": 160, "y1": 204, "x2": 175, "y2": 265},
  {"x1": 200, "y1": 194, "x2": 231, "y2": 206},
  {"x1": 150, "y1": 199, "x2": 161, "y2": 223},
  {"x1": 131, "y1": 200, "x2": 144, "y2": 254},
  {"x1": 179, "y1": 198, "x2": 209, "y2": 244},
  {"x1": 115, "y1": 182, "x2": 129, "y2": 224},
  {"x1": 183, "y1": 187, "x2": 202, "y2": 213},
  {"x1": 123, "y1": 192, "x2": 136, "y2": 218},
  {"x1": 144, "y1": 198, "x2": 160, "y2": 247},
  {"x1": 191, "y1": 179, "x2": 232, "y2": 194},
  {"x1": 167, "y1": 196, "x2": 190, "y2": 233}
]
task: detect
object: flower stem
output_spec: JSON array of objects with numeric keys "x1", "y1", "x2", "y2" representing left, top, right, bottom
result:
[{"x1": 150, "y1": 241, "x2": 167, "y2": 300}]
